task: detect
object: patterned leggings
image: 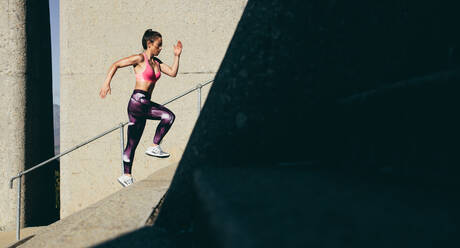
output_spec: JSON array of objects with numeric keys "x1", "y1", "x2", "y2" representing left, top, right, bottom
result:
[{"x1": 123, "y1": 89, "x2": 175, "y2": 174}]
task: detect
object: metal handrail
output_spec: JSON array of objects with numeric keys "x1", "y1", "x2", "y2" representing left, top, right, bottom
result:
[
  {"x1": 9, "y1": 123, "x2": 127, "y2": 188},
  {"x1": 162, "y1": 79, "x2": 213, "y2": 106},
  {"x1": 9, "y1": 79, "x2": 213, "y2": 240}
]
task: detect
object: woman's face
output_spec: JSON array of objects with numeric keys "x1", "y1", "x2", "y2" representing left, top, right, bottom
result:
[{"x1": 148, "y1": 37, "x2": 163, "y2": 56}]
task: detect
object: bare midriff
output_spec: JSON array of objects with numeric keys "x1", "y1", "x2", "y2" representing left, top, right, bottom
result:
[{"x1": 134, "y1": 81, "x2": 156, "y2": 95}]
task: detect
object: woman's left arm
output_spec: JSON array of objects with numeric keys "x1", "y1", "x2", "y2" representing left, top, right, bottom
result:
[{"x1": 160, "y1": 41, "x2": 182, "y2": 77}]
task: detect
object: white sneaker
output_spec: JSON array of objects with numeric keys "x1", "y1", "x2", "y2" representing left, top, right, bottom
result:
[
  {"x1": 117, "y1": 174, "x2": 134, "y2": 187},
  {"x1": 145, "y1": 145, "x2": 170, "y2": 158}
]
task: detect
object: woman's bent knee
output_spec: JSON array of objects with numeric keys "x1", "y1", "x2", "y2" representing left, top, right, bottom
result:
[{"x1": 162, "y1": 112, "x2": 175, "y2": 124}]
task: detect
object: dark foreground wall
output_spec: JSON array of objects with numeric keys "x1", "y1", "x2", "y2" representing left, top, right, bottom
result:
[
  {"x1": 23, "y1": 0, "x2": 59, "y2": 226},
  {"x1": 154, "y1": 0, "x2": 460, "y2": 245}
]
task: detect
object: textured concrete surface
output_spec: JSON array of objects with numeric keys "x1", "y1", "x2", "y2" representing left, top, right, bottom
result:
[
  {"x1": 0, "y1": 227, "x2": 42, "y2": 248},
  {"x1": 13, "y1": 164, "x2": 176, "y2": 248},
  {"x1": 154, "y1": 0, "x2": 460, "y2": 239},
  {"x1": 92, "y1": 226, "x2": 188, "y2": 248},
  {"x1": 193, "y1": 166, "x2": 460, "y2": 247},
  {"x1": 1, "y1": 0, "x2": 57, "y2": 231},
  {"x1": 0, "y1": 0, "x2": 27, "y2": 232},
  {"x1": 60, "y1": 0, "x2": 248, "y2": 218}
]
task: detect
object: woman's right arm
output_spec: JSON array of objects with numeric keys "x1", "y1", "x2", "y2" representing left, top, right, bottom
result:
[{"x1": 99, "y1": 54, "x2": 143, "y2": 98}]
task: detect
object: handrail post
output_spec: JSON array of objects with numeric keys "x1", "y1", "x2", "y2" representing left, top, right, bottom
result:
[
  {"x1": 197, "y1": 83, "x2": 202, "y2": 115},
  {"x1": 119, "y1": 123, "x2": 125, "y2": 175},
  {"x1": 16, "y1": 175, "x2": 21, "y2": 240}
]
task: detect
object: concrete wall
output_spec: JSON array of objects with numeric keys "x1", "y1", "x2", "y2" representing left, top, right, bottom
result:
[
  {"x1": 154, "y1": 0, "x2": 460, "y2": 233},
  {"x1": 1, "y1": 0, "x2": 56, "y2": 231},
  {"x1": 0, "y1": 0, "x2": 27, "y2": 232},
  {"x1": 60, "y1": 0, "x2": 247, "y2": 217}
]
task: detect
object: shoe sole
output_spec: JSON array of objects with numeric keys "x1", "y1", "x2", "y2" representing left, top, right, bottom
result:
[
  {"x1": 145, "y1": 151, "x2": 170, "y2": 158},
  {"x1": 117, "y1": 178, "x2": 132, "y2": 187},
  {"x1": 117, "y1": 179, "x2": 128, "y2": 187}
]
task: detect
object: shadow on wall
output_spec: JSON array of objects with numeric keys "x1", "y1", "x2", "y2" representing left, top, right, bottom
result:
[
  {"x1": 97, "y1": 0, "x2": 460, "y2": 246},
  {"x1": 156, "y1": 0, "x2": 460, "y2": 230},
  {"x1": 23, "y1": 0, "x2": 59, "y2": 226}
]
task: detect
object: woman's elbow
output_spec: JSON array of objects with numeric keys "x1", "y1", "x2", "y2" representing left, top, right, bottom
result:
[
  {"x1": 168, "y1": 71, "x2": 177, "y2": 77},
  {"x1": 111, "y1": 63, "x2": 120, "y2": 70}
]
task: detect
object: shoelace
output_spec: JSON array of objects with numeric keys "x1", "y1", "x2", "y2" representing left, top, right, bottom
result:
[
  {"x1": 151, "y1": 146, "x2": 162, "y2": 154},
  {"x1": 120, "y1": 176, "x2": 133, "y2": 186}
]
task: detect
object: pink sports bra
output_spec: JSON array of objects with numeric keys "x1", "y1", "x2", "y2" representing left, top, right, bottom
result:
[{"x1": 135, "y1": 53, "x2": 161, "y2": 83}]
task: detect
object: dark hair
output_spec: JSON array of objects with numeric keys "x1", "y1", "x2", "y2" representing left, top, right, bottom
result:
[{"x1": 142, "y1": 29, "x2": 162, "y2": 49}]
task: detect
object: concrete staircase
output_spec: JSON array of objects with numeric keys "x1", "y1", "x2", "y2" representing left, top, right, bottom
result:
[
  {"x1": 185, "y1": 68, "x2": 460, "y2": 247},
  {"x1": 149, "y1": 0, "x2": 460, "y2": 244},
  {"x1": 8, "y1": 1, "x2": 460, "y2": 247},
  {"x1": 10, "y1": 164, "x2": 176, "y2": 248}
]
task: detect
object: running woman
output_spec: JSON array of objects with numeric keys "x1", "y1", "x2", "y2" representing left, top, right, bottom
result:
[{"x1": 99, "y1": 29, "x2": 182, "y2": 187}]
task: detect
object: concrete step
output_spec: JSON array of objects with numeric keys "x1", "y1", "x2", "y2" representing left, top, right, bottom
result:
[
  {"x1": 192, "y1": 166, "x2": 460, "y2": 247},
  {"x1": 12, "y1": 164, "x2": 177, "y2": 248},
  {"x1": 0, "y1": 227, "x2": 43, "y2": 248}
]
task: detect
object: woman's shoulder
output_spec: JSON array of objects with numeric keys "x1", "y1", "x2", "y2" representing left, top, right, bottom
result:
[
  {"x1": 135, "y1": 53, "x2": 145, "y2": 61},
  {"x1": 126, "y1": 53, "x2": 144, "y2": 65}
]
